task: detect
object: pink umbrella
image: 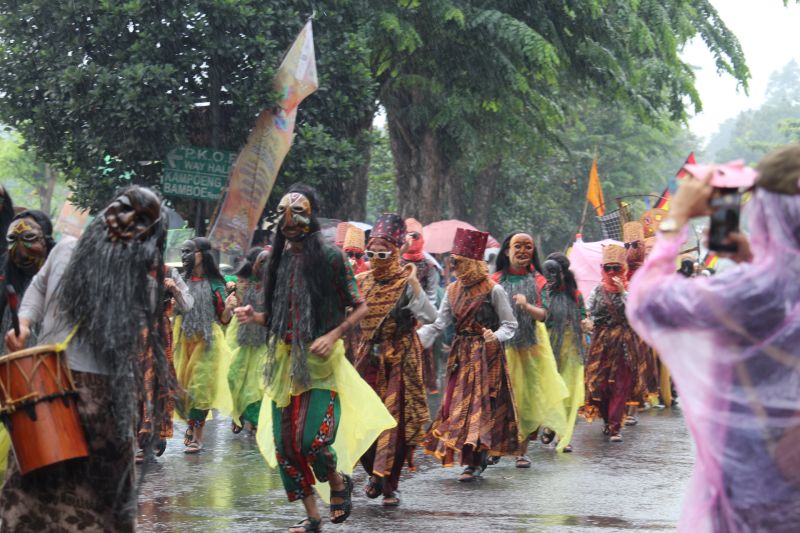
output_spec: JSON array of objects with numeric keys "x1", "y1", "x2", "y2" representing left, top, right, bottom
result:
[
  {"x1": 422, "y1": 219, "x2": 500, "y2": 254},
  {"x1": 569, "y1": 239, "x2": 624, "y2": 299}
]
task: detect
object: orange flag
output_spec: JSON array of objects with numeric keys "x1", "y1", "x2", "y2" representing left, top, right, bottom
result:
[{"x1": 586, "y1": 159, "x2": 605, "y2": 216}]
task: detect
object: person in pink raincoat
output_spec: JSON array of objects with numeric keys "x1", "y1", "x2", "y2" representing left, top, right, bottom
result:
[{"x1": 627, "y1": 145, "x2": 800, "y2": 532}]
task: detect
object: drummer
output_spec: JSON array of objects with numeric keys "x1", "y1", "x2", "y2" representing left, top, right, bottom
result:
[
  {"x1": 2, "y1": 186, "x2": 171, "y2": 533},
  {"x1": 0, "y1": 209, "x2": 56, "y2": 354}
]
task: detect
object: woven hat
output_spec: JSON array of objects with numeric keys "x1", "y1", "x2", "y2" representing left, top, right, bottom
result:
[
  {"x1": 371, "y1": 213, "x2": 406, "y2": 248},
  {"x1": 623, "y1": 221, "x2": 645, "y2": 243},
  {"x1": 343, "y1": 226, "x2": 365, "y2": 252},
  {"x1": 335, "y1": 222, "x2": 351, "y2": 247},
  {"x1": 452, "y1": 228, "x2": 489, "y2": 260},
  {"x1": 602, "y1": 244, "x2": 627, "y2": 265},
  {"x1": 405, "y1": 217, "x2": 424, "y2": 235}
]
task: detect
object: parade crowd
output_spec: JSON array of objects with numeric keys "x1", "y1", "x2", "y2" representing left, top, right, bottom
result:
[{"x1": 0, "y1": 144, "x2": 799, "y2": 533}]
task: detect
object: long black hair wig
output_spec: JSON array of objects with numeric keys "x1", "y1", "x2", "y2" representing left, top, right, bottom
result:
[
  {"x1": 494, "y1": 231, "x2": 544, "y2": 275},
  {"x1": 263, "y1": 183, "x2": 335, "y2": 334},
  {"x1": 546, "y1": 252, "x2": 578, "y2": 294},
  {"x1": 191, "y1": 236, "x2": 225, "y2": 287}
]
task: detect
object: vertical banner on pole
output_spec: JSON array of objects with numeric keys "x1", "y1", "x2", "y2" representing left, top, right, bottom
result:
[{"x1": 208, "y1": 21, "x2": 318, "y2": 255}]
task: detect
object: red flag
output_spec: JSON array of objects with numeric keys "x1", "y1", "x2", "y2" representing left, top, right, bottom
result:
[{"x1": 655, "y1": 152, "x2": 696, "y2": 210}]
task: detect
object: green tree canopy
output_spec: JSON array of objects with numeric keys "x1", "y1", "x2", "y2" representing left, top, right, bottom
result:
[
  {"x1": 0, "y1": 1, "x2": 375, "y2": 221},
  {"x1": 367, "y1": 0, "x2": 749, "y2": 222}
]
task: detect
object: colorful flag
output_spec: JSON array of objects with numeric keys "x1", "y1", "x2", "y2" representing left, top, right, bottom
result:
[
  {"x1": 656, "y1": 152, "x2": 696, "y2": 210},
  {"x1": 208, "y1": 21, "x2": 318, "y2": 255},
  {"x1": 586, "y1": 159, "x2": 605, "y2": 216},
  {"x1": 704, "y1": 252, "x2": 719, "y2": 270}
]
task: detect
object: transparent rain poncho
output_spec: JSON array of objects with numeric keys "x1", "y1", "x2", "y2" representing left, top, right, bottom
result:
[{"x1": 627, "y1": 188, "x2": 800, "y2": 533}]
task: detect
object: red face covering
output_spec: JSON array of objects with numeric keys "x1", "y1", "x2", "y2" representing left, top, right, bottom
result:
[
  {"x1": 601, "y1": 263, "x2": 628, "y2": 293},
  {"x1": 403, "y1": 234, "x2": 424, "y2": 262}
]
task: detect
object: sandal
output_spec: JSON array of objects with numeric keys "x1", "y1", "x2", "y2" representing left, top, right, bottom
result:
[
  {"x1": 563, "y1": 444, "x2": 573, "y2": 453},
  {"x1": 329, "y1": 473, "x2": 352, "y2": 524},
  {"x1": 458, "y1": 466, "x2": 479, "y2": 482},
  {"x1": 183, "y1": 426, "x2": 194, "y2": 446},
  {"x1": 232, "y1": 420, "x2": 243, "y2": 434},
  {"x1": 515, "y1": 455, "x2": 532, "y2": 469},
  {"x1": 135, "y1": 450, "x2": 145, "y2": 464},
  {"x1": 382, "y1": 491, "x2": 400, "y2": 507},
  {"x1": 609, "y1": 433, "x2": 623, "y2": 443},
  {"x1": 184, "y1": 441, "x2": 203, "y2": 454},
  {"x1": 540, "y1": 428, "x2": 556, "y2": 445},
  {"x1": 364, "y1": 476, "x2": 382, "y2": 499},
  {"x1": 288, "y1": 517, "x2": 322, "y2": 533}
]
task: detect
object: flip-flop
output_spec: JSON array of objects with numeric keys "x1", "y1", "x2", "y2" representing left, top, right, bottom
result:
[
  {"x1": 383, "y1": 491, "x2": 400, "y2": 507},
  {"x1": 288, "y1": 517, "x2": 322, "y2": 533},
  {"x1": 515, "y1": 455, "x2": 532, "y2": 468},
  {"x1": 184, "y1": 441, "x2": 203, "y2": 454}
]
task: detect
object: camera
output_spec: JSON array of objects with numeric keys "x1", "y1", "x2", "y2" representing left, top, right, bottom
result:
[{"x1": 708, "y1": 187, "x2": 741, "y2": 253}]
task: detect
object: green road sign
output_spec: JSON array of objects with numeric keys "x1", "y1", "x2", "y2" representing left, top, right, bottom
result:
[{"x1": 162, "y1": 146, "x2": 235, "y2": 201}]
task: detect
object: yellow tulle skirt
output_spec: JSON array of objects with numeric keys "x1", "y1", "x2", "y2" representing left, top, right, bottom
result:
[
  {"x1": 555, "y1": 329, "x2": 585, "y2": 452},
  {"x1": 506, "y1": 322, "x2": 571, "y2": 451},
  {"x1": 256, "y1": 338, "x2": 396, "y2": 502},
  {"x1": 225, "y1": 318, "x2": 267, "y2": 424},
  {"x1": 172, "y1": 317, "x2": 233, "y2": 418}
]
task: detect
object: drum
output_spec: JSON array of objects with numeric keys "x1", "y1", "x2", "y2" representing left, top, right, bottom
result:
[{"x1": 0, "y1": 344, "x2": 89, "y2": 474}]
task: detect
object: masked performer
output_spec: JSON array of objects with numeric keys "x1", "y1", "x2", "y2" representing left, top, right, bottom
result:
[
  {"x1": 173, "y1": 236, "x2": 234, "y2": 453},
  {"x1": 581, "y1": 244, "x2": 640, "y2": 442},
  {"x1": 492, "y1": 233, "x2": 569, "y2": 464},
  {"x1": 341, "y1": 226, "x2": 367, "y2": 364},
  {"x1": 0, "y1": 210, "x2": 56, "y2": 354},
  {"x1": 354, "y1": 214, "x2": 435, "y2": 507},
  {"x1": 2, "y1": 186, "x2": 170, "y2": 532},
  {"x1": 541, "y1": 253, "x2": 587, "y2": 453},
  {"x1": 418, "y1": 228, "x2": 518, "y2": 482},
  {"x1": 238, "y1": 184, "x2": 394, "y2": 533},
  {"x1": 622, "y1": 222, "x2": 660, "y2": 422},
  {"x1": 402, "y1": 218, "x2": 443, "y2": 394},
  {"x1": 136, "y1": 265, "x2": 193, "y2": 463},
  {"x1": 226, "y1": 247, "x2": 270, "y2": 434},
  {"x1": 628, "y1": 146, "x2": 800, "y2": 531},
  {"x1": 343, "y1": 226, "x2": 369, "y2": 275}
]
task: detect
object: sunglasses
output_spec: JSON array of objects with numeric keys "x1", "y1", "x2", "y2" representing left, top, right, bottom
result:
[
  {"x1": 603, "y1": 264, "x2": 623, "y2": 273},
  {"x1": 346, "y1": 251, "x2": 363, "y2": 259},
  {"x1": 624, "y1": 241, "x2": 640, "y2": 250},
  {"x1": 366, "y1": 250, "x2": 392, "y2": 260},
  {"x1": 407, "y1": 232, "x2": 421, "y2": 240}
]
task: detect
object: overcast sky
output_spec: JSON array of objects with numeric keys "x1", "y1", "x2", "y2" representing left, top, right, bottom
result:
[{"x1": 684, "y1": 0, "x2": 800, "y2": 144}]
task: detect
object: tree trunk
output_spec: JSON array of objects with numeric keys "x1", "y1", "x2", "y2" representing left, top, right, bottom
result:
[
  {"x1": 470, "y1": 159, "x2": 501, "y2": 230},
  {"x1": 336, "y1": 114, "x2": 374, "y2": 221},
  {"x1": 37, "y1": 163, "x2": 58, "y2": 217},
  {"x1": 387, "y1": 113, "x2": 448, "y2": 224}
]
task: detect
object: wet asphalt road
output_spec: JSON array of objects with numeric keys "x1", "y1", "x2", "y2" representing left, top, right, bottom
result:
[{"x1": 137, "y1": 405, "x2": 692, "y2": 533}]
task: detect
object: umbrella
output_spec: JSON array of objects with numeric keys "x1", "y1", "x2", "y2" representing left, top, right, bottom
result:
[
  {"x1": 422, "y1": 219, "x2": 500, "y2": 254},
  {"x1": 348, "y1": 221, "x2": 373, "y2": 231},
  {"x1": 568, "y1": 239, "x2": 623, "y2": 299}
]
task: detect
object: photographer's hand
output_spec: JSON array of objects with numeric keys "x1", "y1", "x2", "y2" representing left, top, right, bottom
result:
[
  {"x1": 720, "y1": 232, "x2": 754, "y2": 264},
  {"x1": 662, "y1": 171, "x2": 713, "y2": 240}
]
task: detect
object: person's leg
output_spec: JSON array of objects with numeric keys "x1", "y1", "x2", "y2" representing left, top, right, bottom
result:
[
  {"x1": 300, "y1": 390, "x2": 348, "y2": 522},
  {"x1": 272, "y1": 399, "x2": 322, "y2": 532},
  {"x1": 185, "y1": 408, "x2": 207, "y2": 452},
  {"x1": 607, "y1": 364, "x2": 634, "y2": 437}
]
